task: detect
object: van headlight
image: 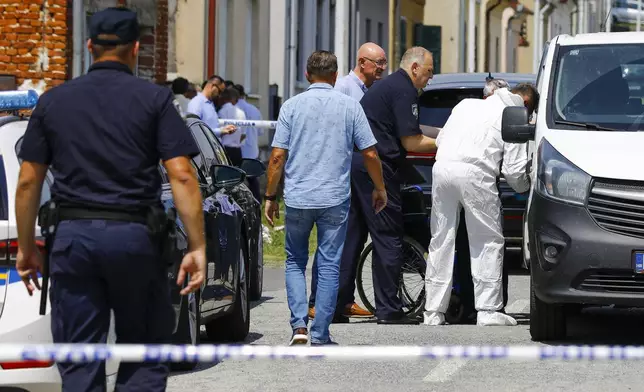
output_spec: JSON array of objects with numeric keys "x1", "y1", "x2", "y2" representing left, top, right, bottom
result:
[{"x1": 536, "y1": 138, "x2": 591, "y2": 206}]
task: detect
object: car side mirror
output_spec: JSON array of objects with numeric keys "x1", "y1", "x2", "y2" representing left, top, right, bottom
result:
[
  {"x1": 240, "y1": 158, "x2": 266, "y2": 178},
  {"x1": 502, "y1": 106, "x2": 535, "y2": 143},
  {"x1": 210, "y1": 164, "x2": 246, "y2": 189}
]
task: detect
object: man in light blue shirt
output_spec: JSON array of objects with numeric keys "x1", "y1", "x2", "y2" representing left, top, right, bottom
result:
[
  {"x1": 234, "y1": 83, "x2": 264, "y2": 202},
  {"x1": 334, "y1": 42, "x2": 387, "y2": 101},
  {"x1": 264, "y1": 50, "x2": 387, "y2": 346},
  {"x1": 308, "y1": 42, "x2": 388, "y2": 321},
  {"x1": 186, "y1": 75, "x2": 236, "y2": 138}
]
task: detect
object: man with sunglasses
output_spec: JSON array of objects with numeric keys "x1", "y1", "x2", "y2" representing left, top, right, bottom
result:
[
  {"x1": 187, "y1": 75, "x2": 237, "y2": 137},
  {"x1": 308, "y1": 42, "x2": 388, "y2": 321},
  {"x1": 334, "y1": 42, "x2": 388, "y2": 101}
]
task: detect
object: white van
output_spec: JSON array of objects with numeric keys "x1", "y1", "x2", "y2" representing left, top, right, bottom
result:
[{"x1": 502, "y1": 32, "x2": 644, "y2": 342}]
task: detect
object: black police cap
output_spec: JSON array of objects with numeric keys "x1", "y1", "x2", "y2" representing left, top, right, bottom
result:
[{"x1": 89, "y1": 7, "x2": 140, "y2": 46}]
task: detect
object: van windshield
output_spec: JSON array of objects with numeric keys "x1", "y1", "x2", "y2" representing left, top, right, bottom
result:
[{"x1": 551, "y1": 43, "x2": 644, "y2": 131}]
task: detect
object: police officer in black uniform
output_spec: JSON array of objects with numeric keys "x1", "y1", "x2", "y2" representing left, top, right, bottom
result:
[
  {"x1": 336, "y1": 47, "x2": 437, "y2": 325},
  {"x1": 15, "y1": 7, "x2": 206, "y2": 391}
]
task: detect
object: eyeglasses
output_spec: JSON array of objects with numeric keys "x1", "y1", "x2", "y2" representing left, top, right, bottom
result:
[{"x1": 363, "y1": 57, "x2": 388, "y2": 68}]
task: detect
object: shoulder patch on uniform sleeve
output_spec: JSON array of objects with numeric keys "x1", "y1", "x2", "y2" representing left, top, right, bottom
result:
[
  {"x1": 412, "y1": 103, "x2": 418, "y2": 119},
  {"x1": 172, "y1": 98, "x2": 185, "y2": 118}
]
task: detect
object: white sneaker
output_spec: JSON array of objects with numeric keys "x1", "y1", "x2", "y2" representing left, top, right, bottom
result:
[
  {"x1": 476, "y1": 311, "x2": 518, "y2": 326},
  {"x1": 289, "y1": 328, "x2": 309, "y2": 345},
  {"x1": 423, "y1": 311, "x2": 446, "y2": 325}
]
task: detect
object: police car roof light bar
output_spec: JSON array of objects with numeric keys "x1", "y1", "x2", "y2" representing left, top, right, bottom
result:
[{"x1": 0, "y1": 90, "x2": 39, "y2": 111}]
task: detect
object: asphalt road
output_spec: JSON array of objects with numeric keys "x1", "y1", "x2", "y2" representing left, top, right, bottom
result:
[{"x1": 167, "y1": 259, "x2": 644, "y2": 392}]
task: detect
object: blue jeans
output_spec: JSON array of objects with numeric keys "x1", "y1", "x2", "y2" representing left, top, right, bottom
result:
[{"x1": 284, "y1": 198, "x2": 350, "y2": 344}]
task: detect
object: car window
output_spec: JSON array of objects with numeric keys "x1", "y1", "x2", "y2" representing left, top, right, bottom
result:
[
  {"x1": 189, "y1": 122, "x2": 219, "y2": 173},
  {"x1": 551, "y1": 43, "x2": 644, "y2": 129},
  {"x1": 199, "y1": 124, "x2": 229, "y2": 165},
  {"x1": 418, "y1": 88, "x2": 482, "y2": 128},
  {"x1": 14, "y1": 137, "x2": 52, "y2": 207}
]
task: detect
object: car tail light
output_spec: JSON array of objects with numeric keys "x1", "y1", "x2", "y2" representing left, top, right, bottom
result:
[
  {"x1": 0, "y1": 360, "x2": 54, "y2": 370},
  {"x1": 0, "y1": 238, "x2": 46, "y2": 263}
]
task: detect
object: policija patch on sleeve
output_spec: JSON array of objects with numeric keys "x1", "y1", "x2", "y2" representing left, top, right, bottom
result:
[{"x1": 412, "y1": 103, "x2": 418, "y2": 119}]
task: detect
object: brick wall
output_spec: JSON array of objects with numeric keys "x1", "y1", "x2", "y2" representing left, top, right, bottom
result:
[
  {"x1": 126, "y1": 0, "x2": 168, "y2": 84},
  {"x1": 0, "y1": 0, "x2": 168, "y2": 91},
  {"x1": 154, "y1": 0, "x2": 168, "y2": 84},
  {"x1": 0, "y1": 0, "x2": 71, "y2": 91}
]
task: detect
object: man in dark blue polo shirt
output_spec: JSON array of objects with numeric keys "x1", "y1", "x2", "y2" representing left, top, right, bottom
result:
[
  {"x1": 15, "y1": 7, "x2": 205, "y2": 390},
  {"x1": 337, "y1": 47, "x2": 438, "y2": 324}
]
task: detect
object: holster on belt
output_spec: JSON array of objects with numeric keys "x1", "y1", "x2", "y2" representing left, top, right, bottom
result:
[{"x1": 36, "y1": 199, "x2": 178, "y2": 315}]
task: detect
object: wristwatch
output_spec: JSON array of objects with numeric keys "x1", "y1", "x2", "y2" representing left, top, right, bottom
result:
[{"x1": 264, "y1": 194, "x2": 277, "y2": 201}]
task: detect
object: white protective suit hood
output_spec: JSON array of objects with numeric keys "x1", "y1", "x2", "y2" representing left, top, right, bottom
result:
[{"x1": 434, "y1": 87, "x2": 530, "y2": 193}]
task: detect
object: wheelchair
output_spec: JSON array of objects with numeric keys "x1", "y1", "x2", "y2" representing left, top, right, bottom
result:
[{"x1": 354, "y1": 184, "x2": 485, "y2": 324}]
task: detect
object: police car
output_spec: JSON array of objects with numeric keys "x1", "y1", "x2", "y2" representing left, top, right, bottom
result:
[{"x1": 0, "y1": 91, "x2": 119, "y2": 391}]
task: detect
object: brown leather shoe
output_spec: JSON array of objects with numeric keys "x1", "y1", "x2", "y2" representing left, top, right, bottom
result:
[
  {"x1": 308, "y1": 307, "x2": 315, "y2": 319},
  {"x1": 343, "y1": 303, "x2": 374, "y2": 318}
]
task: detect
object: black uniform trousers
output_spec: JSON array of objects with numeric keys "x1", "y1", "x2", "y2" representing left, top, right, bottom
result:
[
  {"x1": 335, "y1": 152, "x2": 406, "y2": 320},
  {"x1": 49, "y1": 219, "x2": 174, "y2": 392}
]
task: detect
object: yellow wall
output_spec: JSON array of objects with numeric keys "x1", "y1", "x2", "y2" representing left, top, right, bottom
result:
[
  {"x1": 424, "y1": 0, "x2": 459, "y2": 73},
  {"x1": 516, "y1": 0, "x2": 535, "y2": 74},
  {"x1": 390, "y1": 0, "x2": 426, "y2": 70}
]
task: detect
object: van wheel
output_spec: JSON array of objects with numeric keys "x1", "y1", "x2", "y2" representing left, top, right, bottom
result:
[
  {"x1": 171, "y1": 283, "x2": 200, "y2": 371},
  {"x1": 205, "y1": 241, "x2": 251, "y2": 342},
  {"x1": 529, "y1": 278, "x2": 566, "y2": 342}
]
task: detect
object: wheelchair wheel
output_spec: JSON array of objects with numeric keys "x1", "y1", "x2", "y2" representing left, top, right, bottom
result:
[{"x1": 356, "y1": 236, "x2": 427, "y2": 317}]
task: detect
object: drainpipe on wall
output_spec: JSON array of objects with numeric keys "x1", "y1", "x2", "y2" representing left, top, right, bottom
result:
[
  {"x1": 72, "y1": 0, "x2": 84, "y2": 78},
  {"x1": 207, "y1": 0, "x2": 216, "y2": 77},
  {"x1": 467, "y1": 0, "x2": 476, "y2": 73},
  {"x1": 571, "y1": 2, "x2": 578, "y2": 34},
  {"x1": 283, "y1": 0, "x2": 291, "y2": 99},
  {"x1": 459, "y1": 0, "x2": 465, "y2": 72},
  {"x1": 539, "y1": 2, "x2": 552, "y2": 58},
  {"x1": 288, "y1": 0, "x2": 298, "y2": 98},
  {"x1": 484, "y1": 0, "x2": 502, "y2": 72},
  {"x1": 533, "y1": 0, "x2": 541, "y2": 73}
]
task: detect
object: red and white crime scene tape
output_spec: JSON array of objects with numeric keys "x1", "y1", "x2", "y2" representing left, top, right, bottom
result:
[
  {"x1": 3, "y1": 344, "x2": 644, "y2": 363},
  {"x1": 218, "y1": 119, "x2": 277, "y2": 129}
]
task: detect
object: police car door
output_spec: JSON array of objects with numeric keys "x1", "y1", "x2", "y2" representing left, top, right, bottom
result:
[{"x1": 189, "y1": 122, "x2": 237, "y2": 310}]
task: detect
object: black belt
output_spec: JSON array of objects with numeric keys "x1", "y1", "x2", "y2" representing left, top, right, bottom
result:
[{"x1": 57, "y1": 206, "x2": 149, "y2": 225}]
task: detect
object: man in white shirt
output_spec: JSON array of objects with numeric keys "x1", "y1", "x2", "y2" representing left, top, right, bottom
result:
[
  {"x1": 217, "y1": 87, "x2": 247, "y2": 166},
  {"x1": 187, "y1": 75, "x2": 236, "y2": 137},
  {"x1": 234, "y1": 84, "x2": 263, "y2": 201}
]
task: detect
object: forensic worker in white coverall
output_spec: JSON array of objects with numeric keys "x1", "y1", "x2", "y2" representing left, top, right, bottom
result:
[{"x1": 423, "y1": 83, "x2": 539, "y2": 326}]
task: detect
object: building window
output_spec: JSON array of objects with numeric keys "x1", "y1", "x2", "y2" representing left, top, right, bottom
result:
[
  {"x1": 329, "y1": 1, "x2": 335, "y2": 52},
  {"x1": 246, "y1": 0, "x2": 260, "y2": 93},
  {"x1": 296, "y1": 0, "x2": 304, "y2": 82},
  {"x1": 400, "y1": 17, "x2": 407, "y2": 56},
  {"x1": 217, "y1": 1, "x2": 229, "y2": 77},
  {"x1": 365, "y1": 18, "x2": 371, "y2": 42},
  {"x1": 377, "y1": 22, "x2": 383, "y2": 46}
]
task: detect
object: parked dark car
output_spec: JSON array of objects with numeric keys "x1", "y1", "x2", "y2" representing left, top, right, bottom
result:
[
  {"x1": 403, "y1": 72, "x2": 536, "y2": 266},
  {"x1": 160, "y1": 117, "x2": 266, "y2": 371}
]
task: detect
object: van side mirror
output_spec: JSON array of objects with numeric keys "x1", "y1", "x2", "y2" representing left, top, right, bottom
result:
[
  {"x1": 502, "y1": 106, "x2": 535, "y2": 143},
  {"x1": 210, "y1": 164, "x2": 246, "y2": 189},
  {"x1": 240, "y1": 158, "x2": 266, "y2": 178}
]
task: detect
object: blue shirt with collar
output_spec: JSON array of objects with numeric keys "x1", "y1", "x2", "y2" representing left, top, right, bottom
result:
[
  {"x1": 272, "y1": 82, "x2": 378, "y2": 209},
  {"x1": 334, "y1": 70, "x2": 368, "y2": 101},
  {"x1": 187, "y1": 92, "x2": 223, "y2": 137},
  {"x1": 237, "y1": 98, "x2": 263, "y2": 159}
]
